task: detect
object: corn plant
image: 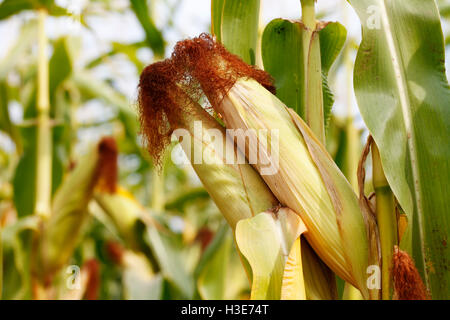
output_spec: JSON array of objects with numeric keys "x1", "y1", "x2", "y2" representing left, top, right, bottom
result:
[
  {"x1": 136, "y1": 0, "x2": 449, "y2": 300},
  {"x1": 0, "y1": 0, "x2": 449, "y2": 301}
]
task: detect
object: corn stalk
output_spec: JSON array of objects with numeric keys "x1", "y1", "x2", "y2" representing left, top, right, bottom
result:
[
  {"x1": 349, "y1": 0, "x2": 450, "y2": 298},
  {"x1": 34, "y1": 8, "x2": 52, "y2": 219}
]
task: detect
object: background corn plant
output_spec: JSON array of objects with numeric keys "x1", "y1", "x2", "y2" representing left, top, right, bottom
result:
[{"x1": 0, "y1": 0, "x2": 449, "y2": 300}]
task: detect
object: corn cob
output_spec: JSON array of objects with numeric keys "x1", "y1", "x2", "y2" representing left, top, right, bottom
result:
[
  {"x1": 166, "y1": 34, "x2": 375, "y2": 298},
  {"x1": 138, "y1": 61, "x2": 278, "y2": 229},
  {"x1": 138, "y1": 59, "x2": 338, "y2": 299}
]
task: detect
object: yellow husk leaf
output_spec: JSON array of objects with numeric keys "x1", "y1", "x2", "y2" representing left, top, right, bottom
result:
[
  {"x1": 302, "y1": 239, "x2": 338, "y2": 300},
  {"x1": 236, "y1": 207, "x2": 306, "y2": 299},
  {"x1": 173, "y1": 94, "x2": 338, "y2": 299},
  {"x1": 281, "y1": 237, "x2": 306, "y2": 300}
]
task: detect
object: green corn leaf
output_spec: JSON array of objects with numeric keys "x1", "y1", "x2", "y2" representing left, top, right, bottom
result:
[
  {"x1": 130, "y1": 0, "x2": 165, "y2": 58},
  {"x1": 85, "y1": 41, "x2": 146, "y2": 72},
  {"x1": 71, "y1": 71, "x2": 138, "y2": 142},
  {"x1": 261, "y1": 19, "x2": 346, "y2": 126},
  {"x1": 0, "y1": 0, "x2": 67, "y2": 20},
  {"x1": 349, "y1": 0, "x2": 450, "y2": 299},
  {"x1": 211, "y1": 0, "x2": 225, "y2": 42},
  {"x1": 196, "y1": 223, "x2": 231, "y2": 299},
  {"x1": 213, "y1": 0, "x2": 260, "y2": 65},
  {"x1": 49, "y1": 38, "x2": 73, "y2": 100},
  {"x1": 145, "y1": 226, "x2": 195, "y2": 299},
  {"x1": 12, "y1": 128, "x2": 64, "y2": 218},
  {"x1": 0, "y1": 81, "x2": 22, "y2": 151}
]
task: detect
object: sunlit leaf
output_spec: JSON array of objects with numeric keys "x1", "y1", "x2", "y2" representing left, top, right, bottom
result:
[
  {"x1": 349, "y1": 0, "x2": 450, "y2": 298},
  {"x1": 214, "y1": 0, "x2": 260, "y2": 65},
  {"x1": 261, "y1": 19, "x2": 346, "y2": 125}
]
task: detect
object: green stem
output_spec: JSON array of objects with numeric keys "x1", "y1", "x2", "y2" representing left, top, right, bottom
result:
[
  {"x1": 340, "y1": 2, "x2": 363, "y2": 296},
  {"x1": 372, "y1": 142, "x2": 397, "y2": 300},
  {"x1": 34, "y1": 9, "x2": 52, "y2": 219},
  {"x1": 301, "y1": 0, "x2": 316, "y2": 30},
  {"x1": 250, "y1": 274, "x2": 270, "y2": 300},
  {"x1": 301, "y1": 0, "x2": 325, "y2": 144},
  {"x1": 342, "y1": 2, "x2": 359, "y2": 193}
]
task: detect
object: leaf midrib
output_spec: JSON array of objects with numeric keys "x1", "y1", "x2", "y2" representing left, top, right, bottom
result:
[{"x1": 377, "y1": 0, "x2": 427, "y2": 285}]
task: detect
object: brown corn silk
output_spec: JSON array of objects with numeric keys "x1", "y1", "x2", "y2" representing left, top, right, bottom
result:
[
  {"x1": 106, "y1": 241, "x2": 125, "y2": 266},
  {"x1": 138, "y1": 61, "x2": 180, "y2": 166},
  {"x1": 171, "y1": 33, "x2": 275, "y2": 107},
  {"x1": 392, "y1": 246, "x2": 429, "y2": 300},
  {"x1": 82, "y1": 259, "x2": 101, "y2": 300}
]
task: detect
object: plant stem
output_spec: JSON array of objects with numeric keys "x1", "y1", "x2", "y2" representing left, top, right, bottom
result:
[
  {"x1": 35, "y1": 9, "x2": 52, "y2": 219},
  {"x1": 301, "y1": 0, "x2": 325, "y2": 144},
  {"x1": 372, "y1": 142, "x2": 397, "y2": 300},
  {"x1": 342, "y1": 1, "x2": 359, "y2": 193}
]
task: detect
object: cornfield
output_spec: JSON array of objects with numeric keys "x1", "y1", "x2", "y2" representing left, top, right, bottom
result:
[{"x1": 0, "y1": 0, "x2": 449, "y2": 301}]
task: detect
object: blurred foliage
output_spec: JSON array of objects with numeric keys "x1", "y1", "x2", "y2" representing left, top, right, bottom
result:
[{"x1": 0, "y1": 0, "x2": 448, "y2": 300}]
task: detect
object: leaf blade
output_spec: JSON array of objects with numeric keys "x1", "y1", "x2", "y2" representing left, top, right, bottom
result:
[{"x1": 349, "y1": 0, "x2": 450, "y2": 298}]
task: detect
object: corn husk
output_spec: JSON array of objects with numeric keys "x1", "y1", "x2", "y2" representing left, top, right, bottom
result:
[
  {"x1": 94, "y1": 187, "x2": 146, "y2": 251},
  {"x1": 218, "y1": 78, "x2": 373, "y2": 298},
  {"x1": 94, "y1": 187, "x2": 161, "y2": 271},
  {"x1": 302, "y1": 239, "x2": 338, "y2": 300},
  {"x1": 173, "y1": 95, "x2": 278, "y2": 229},
  {"x1": 139, "y1": 59, "x2": 343, "y2": 300},
  {"x1": 172, "y1": 95, "x2": 338, "y2": 299},
  {"x1": 37, "y1": 138, "x2": 116, "y2": 280}
]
